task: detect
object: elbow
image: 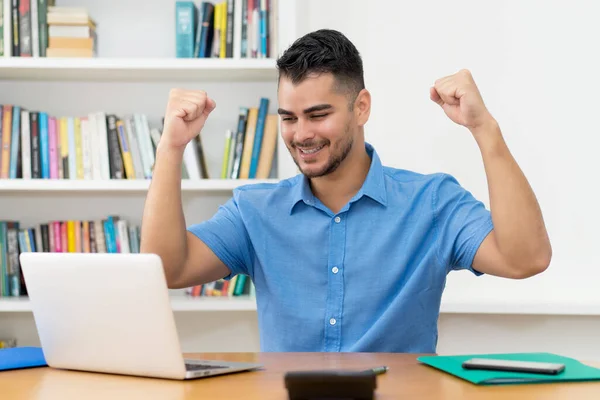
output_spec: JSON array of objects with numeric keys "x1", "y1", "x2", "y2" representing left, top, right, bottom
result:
[
  {"x1": 165, "y1": 272, "x2": 189, "y2": 290},
  {"x1": 162, "y1": 262, "x2": 187, "y2": 289},
  {"x1": 511, "y1": 246, "x2": 552, "y2": 279},
  {"x1": 139, "y1": 246, "x2": 185, "y2": 289},
  {"x1": 534, "y1": 242, "x2": 553, "y2": 275},
  {"x1": 166, "y1": 279, "x2": 183, "y2": 290}
]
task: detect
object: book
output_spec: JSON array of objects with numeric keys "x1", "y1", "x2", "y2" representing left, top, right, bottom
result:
[
  {"x1": 418, "y1": 352, "x2": 600, "y2": 385},
  {"x1": 0, "y1": 102, "x2": 276, "y2": 181},
  {"x1": 175, "y1": 1, "x2": 196, "y2": 58},
  {"x1": 0, "y1": 347, "x2": 46, "y2": 371},
  {"x1": 0, "y1": 216, "x2": 142, "y2": 297},
  {"x1": 248, "y1": 97, "x2": 269, "y2": 178},
  {"x1": 3, "y1": 1, "x2": 95, "y2": 58},
  {"x1": 181, "y1": 0, "x2": 277, "y2": 59}
]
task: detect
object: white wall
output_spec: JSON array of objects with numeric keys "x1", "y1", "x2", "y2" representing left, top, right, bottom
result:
[{"x1": 297, "y1": 0, "x2": 600, "y2": 361}]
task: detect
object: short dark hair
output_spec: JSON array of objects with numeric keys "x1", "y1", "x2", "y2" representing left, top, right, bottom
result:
[{"x1": 276, "y1": 29, "x2": 365, "y2": 105}]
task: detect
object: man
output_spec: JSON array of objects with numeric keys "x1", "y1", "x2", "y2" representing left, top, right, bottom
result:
[{"x1": 140, "y1": 29, "x2": 552, "y2": 353}]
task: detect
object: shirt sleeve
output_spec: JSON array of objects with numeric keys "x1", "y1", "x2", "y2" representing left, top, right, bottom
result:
[
  {"x1": 187, "y1": 194, "x2": 254, "y2": 279},
  {"x1": 433, "y1": 173, "x2": 494, "y2": 275}
]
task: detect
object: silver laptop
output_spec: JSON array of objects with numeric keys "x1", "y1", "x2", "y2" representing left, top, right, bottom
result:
[{"x1": 19, "y1": 252, "x2": 263, "y2": 380}]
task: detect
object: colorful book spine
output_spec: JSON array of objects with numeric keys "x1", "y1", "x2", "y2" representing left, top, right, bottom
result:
[
  {"x1": 8, "y1": 105, "x2": 20, "y2": 178},
  {"x1": 116, "y1": 119, "x2": 134, "y2": 179},
  {"x1": 1, "y1": 105, "x2": 12, "y2": 178},
  {"x1": 49, "y1": 116, "x2": 58, "y2": 179},
  {"x1": 59, "y1": 117, "x2": 69, "y2": 179},
  {"x1": 248, "y1": 97, "x2": 269, "y2": 178},
  {"x1": 0, "y1": 0, "x2": 4, "y2": 57},
  {"x1": 259, "y1": 0, "x2": 267, "y2": 58},
  {"x1": 103, "y1": 217, "x2": 117, "y2": 253},
  {"x1": 175, "y1": 1, "x2": 196, "y2": 58},
  {"x1": 39, "y1": 111, "x2": 49, "y2": 179},
  {"x1": 67, "y1": 117, "x2": 76, "y2": 179},
  {"x1": 74, "y1": 117, "x2": 83, "y2": 179},
  {"x1": 20, "y1": 109, "x2": 31, "y2": 179},
  {"x1": 198, "y1": 2, "x2": 215, "y2": 58},
  {"x1": 221, "y1": 129, "x2": 233, "y2": 178},
  {"x1": 53, "y1": 221, "x2": 61, "y2": 253},
  {"x1": 30, "y1": 112, "x2": 40, "y2": 179}
]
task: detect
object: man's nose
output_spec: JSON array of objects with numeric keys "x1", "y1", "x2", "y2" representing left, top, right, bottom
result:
[{"x1": 294, "y1": 119, "x2": 315, "y2": 144}]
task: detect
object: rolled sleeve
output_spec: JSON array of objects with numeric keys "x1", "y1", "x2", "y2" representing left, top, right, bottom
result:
[
  {"x1": 433, "y1": 174, "x2": 494, "y2": 275},
  {"x1": 187, "y1": 195, "x2": 254, "y2": 279}
]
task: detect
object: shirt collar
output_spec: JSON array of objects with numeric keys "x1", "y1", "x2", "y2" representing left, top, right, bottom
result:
[{"x1": 289, "y1": 142, "x2": 388, "y2": 214}]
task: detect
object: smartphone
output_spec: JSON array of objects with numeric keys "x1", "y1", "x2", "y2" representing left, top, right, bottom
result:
[
  {"x1": 462, "y1": 358, "x2": 565, "y2": 375},
  {"x1": 284, "y1": 370, "x2": 376, "y2": 400}
]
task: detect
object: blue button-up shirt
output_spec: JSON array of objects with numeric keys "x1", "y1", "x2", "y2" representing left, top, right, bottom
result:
[{"x1": 188, "y1": 143, "x2": 493, "y2": 353}]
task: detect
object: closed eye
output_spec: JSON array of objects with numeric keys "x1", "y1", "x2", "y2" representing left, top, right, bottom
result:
[{"x1": 310, "y1": 114, "x2": 328, "y2": 119}]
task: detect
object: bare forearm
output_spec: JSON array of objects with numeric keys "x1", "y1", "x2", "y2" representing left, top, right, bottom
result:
[
  {"x1": 140, "y1": 144, "x2": 188, "y2": 282},
  {"x1": 473, "y1": 120, "x2": 552, "y2": 271}
]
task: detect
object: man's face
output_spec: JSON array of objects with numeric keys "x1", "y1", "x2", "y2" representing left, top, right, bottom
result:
[{"x1": 278, "y1": 73, "x2": 356, "y2": 178}]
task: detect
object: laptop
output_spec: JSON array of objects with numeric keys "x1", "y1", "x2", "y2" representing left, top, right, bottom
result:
[{"x1": 19, "y1": 252, "x2": 263, "y2": 380}]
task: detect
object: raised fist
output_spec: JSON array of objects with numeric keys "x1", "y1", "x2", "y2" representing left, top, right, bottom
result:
[{"x1": 161, "y1": 89, "x2": 216, "y2": 150}]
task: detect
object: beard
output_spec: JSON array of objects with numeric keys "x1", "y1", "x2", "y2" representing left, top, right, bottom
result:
[{"x1": 289, "y1": 124, "x2": 354, "y2": 179}]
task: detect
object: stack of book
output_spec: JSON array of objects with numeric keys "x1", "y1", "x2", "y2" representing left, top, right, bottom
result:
[
  {"x1": 46, "y1": 6, "x2": 96, "y2": 58},
  {"x1": 0, "y1": 105, "x2": 165, "y2": 180},
  {"x1": 0, "y1": 215, "x2": 255, "y2": 301},
  {"x1": 186, "y1": 275, "x2": 254, "y2": 298},
  {"x1": 0, "y1": 216, "x2": 141, "y2": 298},
  {"x1": 175, "y1": 0, "x2": 278, "y2": 59},
  {"x1": 221, "y1": 97, "x2": 278, "y2": 179},
  {"x1": 0, "y1": 1, "x2": 99, "y2": 58},
  {"x1": 0, "y1": 98, "x2": 276, "y2": 181},
  {"x1": 1, "y1": 0, "x2": 57, "y2": 57}
]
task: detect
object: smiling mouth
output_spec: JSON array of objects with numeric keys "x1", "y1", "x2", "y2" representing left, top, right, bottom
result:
[{"x1": 298, "y1": 145, "x2": 325, "y2": 155}]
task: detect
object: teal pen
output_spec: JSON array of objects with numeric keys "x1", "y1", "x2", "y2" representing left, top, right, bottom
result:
[{"x1": 367, "y1": 366, "x2": 388, "y2": 375}]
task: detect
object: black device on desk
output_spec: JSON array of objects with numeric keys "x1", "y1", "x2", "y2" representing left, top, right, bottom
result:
[
  {"x1": 462, "y1": 358, "x2": 566, "y2": 375},
  {"x1": 284, "y1": 367, "x2": 386, "y2": 400}
]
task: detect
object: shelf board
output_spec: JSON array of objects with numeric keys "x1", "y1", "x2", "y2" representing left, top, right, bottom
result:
[
  {"x1": 0, "y1": 178, "x2": 279, "y2": 192},
  {"x1": 0, "y1": 57, "x2": 278, "y2": 82},
  {"x1": 440, "y1": 300, "x2": 600, "y2": 316},
  {"x1": 2, "y1": 296, "x2": 598, "y2": 315},
  {"x1": 0, "y1": 297, "x2": 31, "y2": 312},
  {"x1": 170, "y1": 296, "x2": 257, "y2": 312},
  {"x1": 0, "y1": 296, "x2": 257, "y2": 312}
]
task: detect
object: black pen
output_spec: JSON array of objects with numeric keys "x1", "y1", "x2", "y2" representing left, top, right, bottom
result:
[{"x1": 366, "y1": 366, "x2": 388, "y2": 375}]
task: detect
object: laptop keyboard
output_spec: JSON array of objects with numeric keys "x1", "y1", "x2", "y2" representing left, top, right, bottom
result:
[{"x1": 185, "y1": 363, "x2": 229, "y2": 371}]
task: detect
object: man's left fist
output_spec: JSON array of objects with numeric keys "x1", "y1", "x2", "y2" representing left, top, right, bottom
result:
[{"x1": 430, "y1": 69, "x2": 495, "y2": 132}]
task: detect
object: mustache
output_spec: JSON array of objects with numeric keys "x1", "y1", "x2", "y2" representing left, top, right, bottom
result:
[{"x1": 292, "y1": 140, "x2": 329, "y2": 149}]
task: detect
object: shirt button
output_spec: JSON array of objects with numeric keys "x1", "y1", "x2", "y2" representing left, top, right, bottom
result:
[
  {"x1": 332, "y1": 267, "x2": 339, "y2": 274},
  {"x1": 334, "y1": 216, "x2": 341, "y2": 223},
  {"x1": 329, "y1": 318, "x2": 337, "y2": 325}
]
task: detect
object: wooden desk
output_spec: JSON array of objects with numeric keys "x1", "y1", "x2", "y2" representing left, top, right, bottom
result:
[{"x1": 2, "y1": 352, "x2": 600, "y2": 399}]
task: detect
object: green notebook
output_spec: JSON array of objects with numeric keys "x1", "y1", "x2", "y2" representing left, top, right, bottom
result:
[{"x1": 417, "y1": 352, "x2": 600, "y2": 385}]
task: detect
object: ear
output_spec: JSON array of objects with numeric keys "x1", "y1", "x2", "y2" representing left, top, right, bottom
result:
[{"x1": 354, "y1": 89, "x2": 371, "y2": 127}]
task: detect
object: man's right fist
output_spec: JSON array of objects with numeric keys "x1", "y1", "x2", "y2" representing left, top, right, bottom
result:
[{"x1": 161, "y1": 89, "x2": 216, "y2": 150}]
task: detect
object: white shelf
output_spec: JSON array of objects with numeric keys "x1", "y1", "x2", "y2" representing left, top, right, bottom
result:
[
  {"x1": 2, "y1": 296, "x2": 598, "y2": 315},
  {"x1": 170, "y1": 296, "x2": 257, "y2": 312},
  {"x1": 440, "y1": 300, "x2": 600, "y2": 316},
  {"x1": 0, "y1": 178, "x2": 279, "y2": 192},
  {"x1": 0, "y1": 296, "x2": 257, "y2": 312},
  {"x1": 0, "y1": 297, "x2": 32, "y2": 312},
  {"x1": 0, "y1": 57, "x2": 278, "y2": 82}
]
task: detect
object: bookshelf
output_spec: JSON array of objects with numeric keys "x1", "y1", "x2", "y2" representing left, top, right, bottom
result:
[
  {"x1": 4, "y1": 296, "x2": 598, "y2": 315},
  {"x1": 0, "y1": 57, "x2": 279, "y2": 82},
  {"x1": 0, "y1": 0, "x2": 301, "y2": 351},
  {"x1": 0, "y1": 296, "x2": 258, "y2": 312},
  {"x1": 0, "y1": 178, "x2": 278, "y2": 192}
]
